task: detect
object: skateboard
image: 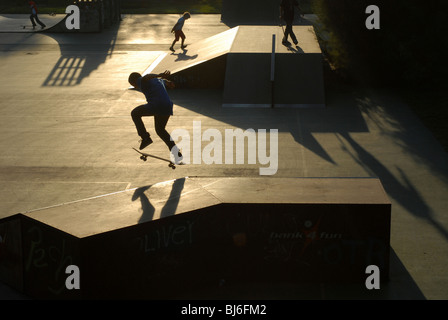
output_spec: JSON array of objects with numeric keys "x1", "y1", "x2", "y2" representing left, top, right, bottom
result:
[
  {"x1": 132, "y1": 147, "x2": 177, "y2": 169},
  {"x1": 21, "y1": 25, "x2": 45, "y2": 30}
]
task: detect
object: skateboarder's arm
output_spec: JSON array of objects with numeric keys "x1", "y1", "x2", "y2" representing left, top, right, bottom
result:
[
  {"x1": 171, "y1": 22, "x2": 180, "y2": 33},
  {"x1": 142, "y1": 70, "x2": 171, "y2": 82},
  {"x1": 157, "y1": 70, "x2": 171, "y2": 79},
  {"x1": 140, "y1": 71, "x2": 172, "y2": 87}
]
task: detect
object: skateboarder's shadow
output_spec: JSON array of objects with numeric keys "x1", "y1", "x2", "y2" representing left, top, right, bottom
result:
[
  {"x1": 133, "y1": 178, "x2": 186, "y2": 223},
  {"x1": 172, "y1": 49, "x2": 198, "y2": 62},
  {"x1": 132, "y1": 185, "x2": 155, "y2": 223}
]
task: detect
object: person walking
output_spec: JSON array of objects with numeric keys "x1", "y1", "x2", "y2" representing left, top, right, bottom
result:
[
  {"x1": 28, "y1": 1, "x2": 46, "y2": 29},
  {"x1": 280, "y1": 0, "x2": 299, "y2": 46},
  {"x1": 128, "y1": 70, "x2": 183, "y2": 163},
  {"x1": 169, "y1": 12, "x2": 191, "y2": 52}
]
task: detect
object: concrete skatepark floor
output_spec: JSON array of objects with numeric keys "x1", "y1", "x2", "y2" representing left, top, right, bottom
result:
[{"x1": 0, "y1": 14, "x2": 447, "y2": 300}]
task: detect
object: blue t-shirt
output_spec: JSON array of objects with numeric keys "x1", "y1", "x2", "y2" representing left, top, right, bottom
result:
[
  {"x1": 137, "y1": 77, "x2": 173, "y2": 115},
  {"x1": 173, "y1": 16, "x2": 186, "y2": 31}
]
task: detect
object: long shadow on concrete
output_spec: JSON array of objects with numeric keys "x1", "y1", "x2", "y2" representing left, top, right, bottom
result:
[
  {"x1": 169, "y1": 87, "x2": 368, "y2": 165},
  {"x1": 166, "y1": 85, "x2": 448, "y2": 299},
  {"x1": 132, "y1": 178, "x2": 186, "y2": 224},
  {"x1": 337, "y1": 131, "x2": 448, "y2": 243},
  {"x1": 170, "y1": 86, "x2": 448, "y2": 245},
  {"x1": 40, "y1": 22, "x2": 120, "y2": 87}
]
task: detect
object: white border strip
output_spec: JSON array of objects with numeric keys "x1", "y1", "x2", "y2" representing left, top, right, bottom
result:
[{"x1": 142, "y1": 52, "x2": 168, "y2": 76}]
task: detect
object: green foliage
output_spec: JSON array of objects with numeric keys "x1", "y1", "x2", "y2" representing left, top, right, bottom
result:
[
  {"x1": 0, "y1": 0, "x2": 223, "y2": 14},
  {"x1": 0, "y1": 0, "x2": 76, "y2": 13},
  {"x1": 312, "y1": 0, "x2": 448, "y2": 89},
  {"x1": 120, "y1": 0, "x2": 223, "y2": 14}
]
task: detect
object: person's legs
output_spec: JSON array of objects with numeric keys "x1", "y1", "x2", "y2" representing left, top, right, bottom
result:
[
  {"x1": 289, "y1": 28, "x2": 298, "y2": 45},
  {"x1": 285, "y1": 19, "x2": 297, "y2": 45},
  {"x1": 154, "y1": 115, "x2": 183, "y2": 161},
  {"x1": 170, "y1": 39, "x2": 177, "y2": 51},
  {"x1": 35, "y1": 14, "x2": 46, "y2": 28},
  {"x1": 154, "y1": 115, "x2": 175, "y2": 150},
  {"x1": 282, "y1": 20, "x2": 291, "y2": 43},
  {"x1": 179, "y1": 31, "x2": 186, "y2": 48},
  {"x1": 131, "y1": 104, "x2": 154, "y2": 149},
  {"x1": 170, "y1": 31, "x2": 181, "y2": 51},
  {"x1": 30, "y1": 14, "x2": 36, "y2": 27}
]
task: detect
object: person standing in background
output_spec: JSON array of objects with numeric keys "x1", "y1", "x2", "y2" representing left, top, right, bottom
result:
[{"x1": 280, "y1": 0, "x2": 299, "y2": 46}]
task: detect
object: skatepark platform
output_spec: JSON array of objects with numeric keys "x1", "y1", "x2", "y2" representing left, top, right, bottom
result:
[
  {"x1": 1, "y1": 11, "x2": 447, "y2": 301},
  {"x1": 0, "y1": 177, "x2": 390, "y2": 299},
  {"x1": 143, "y1": 25, "x2": 325, "y2": 108}
]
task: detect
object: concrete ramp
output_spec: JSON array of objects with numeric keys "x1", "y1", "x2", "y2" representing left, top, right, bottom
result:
[
  {"x1": 145, "y1": 27, "x2": 238, "y2": 75},
  {"x1": 42, "y1": 9, "x2": 100, "y2": 33},
  {"x1": 43, "y1": 0, "x2": 121, "y2": 33},
  {"x1": 224, "y1": 25, "x2": 325, "y2": 108},
  {"x1": 0, "y1": 14, "x2": 65, "y2": 33},
  {"x1": 143, "y1": 25, "x2": 326, "y2": 107},
  {"x1": 0, "y1": 13, "x2": 99, "y2": 34},
  {"x1": 0, "y1": 177, "x2": 391, "y2": 299},
  {"x1": 144, "y1": 27, "x2": 239, "y2": 88}
]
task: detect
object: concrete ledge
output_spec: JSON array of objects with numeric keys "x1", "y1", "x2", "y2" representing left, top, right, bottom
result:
[
  {"x1": 223, "y1": 26, "x2": 325, "y2": 108},
  {"x1": 0, "y1": 177, "x2": 391, "y2": 299},
  {"x1": 141, "y1": 25, "x2": 326, "y2": 107}
]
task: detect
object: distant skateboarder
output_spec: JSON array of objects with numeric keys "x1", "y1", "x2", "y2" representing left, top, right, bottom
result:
[
  {"x1": 128, "y1": 70, "x2": 183, "y2": 162},
  {"x1": 280, "y1": 0, "x2": 300, "y2": 46},
  {"x1": 28, "y1": 1, "x2": 46, "y2": 29},
  {"x1": 169, "y1": 12, "x2": 191, "y2": 52}
]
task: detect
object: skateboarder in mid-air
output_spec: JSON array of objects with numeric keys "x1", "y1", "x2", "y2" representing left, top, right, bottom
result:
[
  {"x1": 169, "y1": 12, "x2": 191, "y2": 52},
  {"x1": 128, "y1": 70, "x2": 183, "y2": 163},
  {"x1": 280, "y1": 0, "x2": 300, "y2": 46}
]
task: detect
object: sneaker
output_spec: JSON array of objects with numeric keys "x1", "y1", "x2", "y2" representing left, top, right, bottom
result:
[
  {"x1": 174, "y1": 153, "x2": 183, "y2": 165},
  {"x1": 139, "y1": 136, "x2": 153, "y2": 150},
  {"x1": 171, "y1": 146, "x2": 184, "y2": 164},
  {"x1": 181, "y1": 44, "x2": 187, "y2": 49},
  {"x1": 282, "y1": 39, "x2": 291, "y2": 46},
  {"x1": 169, "y1": 46, "x2": 175, "y2": 52}
]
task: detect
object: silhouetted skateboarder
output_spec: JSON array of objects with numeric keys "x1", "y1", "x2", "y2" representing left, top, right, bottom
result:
[
  {"x1": 169, "y1": 12, "x2": 191, "y2": 52},
  {"x1": 128, "y1": 70, "x2": 183, "y2": 163},
  {"x1": 28, "y1": 1, "x2": 46, "y2": 29}
]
